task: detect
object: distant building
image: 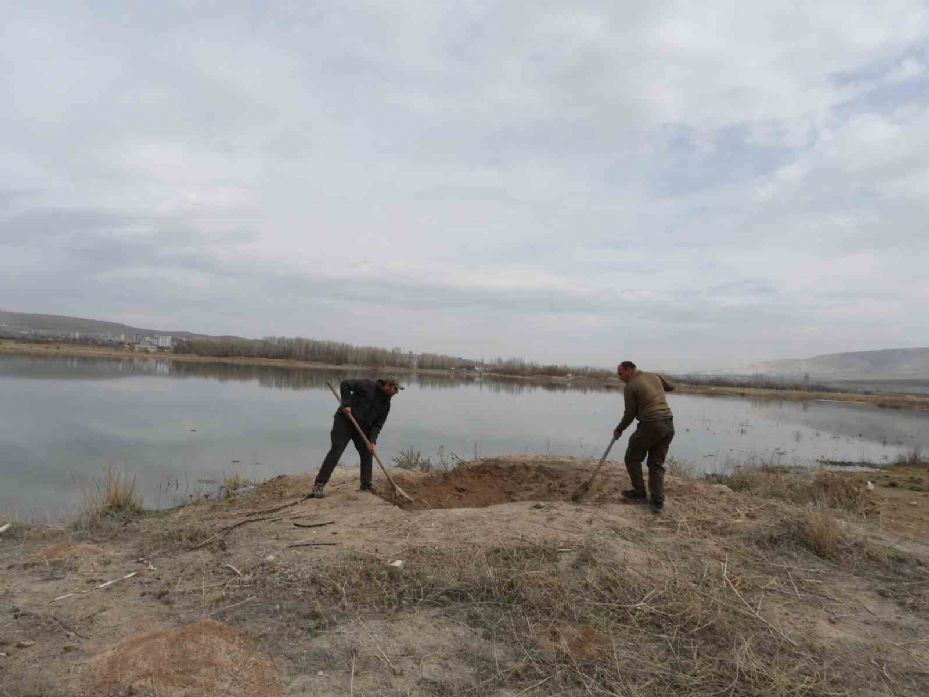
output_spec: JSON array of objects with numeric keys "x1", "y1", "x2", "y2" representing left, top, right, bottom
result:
[
  {"x1": 132, "y1": 335, "x2": 160, "y2": 349},
  {"x1": 156, "y1": 335, "x2": 174, "y2": 349}
]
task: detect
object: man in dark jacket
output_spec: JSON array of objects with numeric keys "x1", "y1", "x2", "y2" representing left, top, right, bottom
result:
[
  {"x1": 613, "y1": 361, "x2": 676, "y2": 513},
  {"x1": 311, "y1": 377, "x2": 402, "y2": 497}
]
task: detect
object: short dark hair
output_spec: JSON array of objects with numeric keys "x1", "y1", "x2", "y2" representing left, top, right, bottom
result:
[{"x1": 619, "y1": 361, "x2": 637, "y2": 370}]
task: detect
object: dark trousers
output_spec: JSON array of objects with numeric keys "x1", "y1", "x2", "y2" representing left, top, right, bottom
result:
[
  {"x1": 314, "y1": 415, "x2": 373, "y2": 488},
  {"x1": 625, "y1": 417, "x2": 674, "y2": 504}
]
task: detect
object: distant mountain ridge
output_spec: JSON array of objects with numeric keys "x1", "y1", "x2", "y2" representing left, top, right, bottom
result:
[
  {"x1": 747, "y1": 347, "x2": 929, "y2": 379},
  {"x1": 0, "y1": 310, "x2": 203, "y2": 340}
]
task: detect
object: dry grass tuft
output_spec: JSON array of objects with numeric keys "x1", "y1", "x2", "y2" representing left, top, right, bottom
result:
[
  {"x1": 797, "y1": 506, "x2": 841, "y2": 559},
  {"x1": 392, "y1": 447, "x2": 434, "y2": 472},
  {"x1": 757, "y1": 505, "x2": 845, "y2": 560},
  {"x1": 896, "y1": 447, "x2": 925, "y2": 466},
  {"x1": 665, "y1": 456, "x2": 697, "y2": 478},
  {"x1": 243, "y1": 543, "x2": 848, "y2": 695},
  {"x1": 148, "y1": 519, "x2": 215, "y2": 550},
  {"x1": 709, "y1": 466, "x2": 874, "y2": 513},
  {"x1": 222, "y1": 471, "x2": 252, "y2": 500},
  {"x1": 77, "y1": 466, "x2": 143, "y2": 528},
  {"x1": 747, "y1": 504, "x2": 929, "y2": 622}
]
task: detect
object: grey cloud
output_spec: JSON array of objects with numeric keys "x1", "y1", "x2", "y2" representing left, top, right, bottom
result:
[
  {"x1": 2, "y1": 2, "x2": 929, "y2": 370},
  {"x1": 0, "y1": 208, "x2": 134, "y2": 244},
  {"x1": 258, "y1": 268, "x2": 613, "y2": 315},
  {"x1": 705, "y1": 280, "x2": 780, "y2": 298},
  {"x1": 0, "y1": 188, "x2": 38, "y2": 208}
]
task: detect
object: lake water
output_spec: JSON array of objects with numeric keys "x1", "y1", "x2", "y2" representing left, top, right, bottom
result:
[{"x1": 2, "y1": 354, "x2": 927, "y2": 518}]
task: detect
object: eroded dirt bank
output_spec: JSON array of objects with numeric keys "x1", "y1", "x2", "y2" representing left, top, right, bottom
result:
[{"x1": 1, "y1": 456, "x2": 928, "y2": 696}]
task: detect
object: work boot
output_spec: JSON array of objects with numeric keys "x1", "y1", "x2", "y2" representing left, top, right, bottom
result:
[
  {"x1": 625, "y1": 460, "x2": 647, "y2": 499},
  {"x1": 358, "y1": 484, "x2": 373, "y2": 493},
  {"x1": 310, "y1": 484, "x2": 325, "y2": 499},
  {"x1": 649, "y1": 498, "x2": 664, "y2": 514},
  {"x1": 647, "y1": 463, "x2": 665, "y2": 509}
]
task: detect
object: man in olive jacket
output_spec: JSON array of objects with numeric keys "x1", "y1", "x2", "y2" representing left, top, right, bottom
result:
[
  {"x1": 311, "y1": 377, "x2": 402, "y2": 498},
  {"x1": 613, "y1": 361, "x2": 676, "y2": 513}
]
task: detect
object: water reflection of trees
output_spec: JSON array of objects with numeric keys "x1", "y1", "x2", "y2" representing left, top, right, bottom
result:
[
  {"x1": 166, "y1": 362, "x2": 613, "y2": 394},
  {"x1": 466, "y1": 377, "x2": 612, "y2": 395},
  {"x1": 168, "y1": 362, "x2": 360, "y2": 390},
  {"x1": 0, "y1": 354, "x2": 169, "y2": 380},
  {"x1": 1, "y1": 353, "x2": 614, "y2": 395}
]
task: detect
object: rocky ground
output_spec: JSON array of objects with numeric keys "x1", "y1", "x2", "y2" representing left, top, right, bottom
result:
[{"x1": 1, "y1": 457, "x2": 928, "y2": 696}]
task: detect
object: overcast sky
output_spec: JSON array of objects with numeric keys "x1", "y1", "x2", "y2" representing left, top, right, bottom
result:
[{"x1": 2, "y1": 2, "x2": 928, "y2": 371}]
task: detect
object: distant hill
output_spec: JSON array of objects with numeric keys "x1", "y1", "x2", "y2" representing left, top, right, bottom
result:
[
  {"x1": 0, "y1": 310, "x2": 203, "y2": 340},
  {"x1": 746, "y1": 347, "x2": 929, "y2": 379}
]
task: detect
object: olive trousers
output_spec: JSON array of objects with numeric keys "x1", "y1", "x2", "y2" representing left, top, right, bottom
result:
[{"x1": 624, "y1": 417, "x2": 675, "y2": 504}]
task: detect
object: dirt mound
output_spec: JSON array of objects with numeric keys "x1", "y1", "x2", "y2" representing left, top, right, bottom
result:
[
  {"x1": 84, "y1": 619, "x2": 282, "y2": 697},
  {"x1": 387, "y1": 458, "x2": 627, "y2": 509}
]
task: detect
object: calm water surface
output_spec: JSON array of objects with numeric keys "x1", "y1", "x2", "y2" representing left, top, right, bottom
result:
[{"x1": 2, "y1": 355, "x2": 927, "y2": 518}]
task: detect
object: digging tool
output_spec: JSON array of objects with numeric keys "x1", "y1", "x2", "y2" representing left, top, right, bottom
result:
[
  {"x1": 570, "y1": 436, "x2": 618, "y2": 502},
  {"x1": 326, "y1": 381, "x2": 414, "y2": 503}
]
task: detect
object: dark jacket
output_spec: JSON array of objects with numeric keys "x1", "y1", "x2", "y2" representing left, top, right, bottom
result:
[
  {"x1": 336, "y1": 379, "x2": 392, "y2": 442},
  {"x1": 617, "y1": 370, "x2": 675, "y2": 432}
]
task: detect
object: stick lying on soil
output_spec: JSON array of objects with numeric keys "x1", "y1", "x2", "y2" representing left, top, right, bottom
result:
[
  {"x1": 286, "y1": 541, "x2": 339, "y2": 548},
  {"x1": 358, "y1": 617, "x2": 403, "y2": 676},
  {"x1": 293, "y1": 521, "x2": 335, "y2": 528},
  {"x1": 245, "y1": 494, "x2": 313, "y2": 517},
  {"x1": 50, "y1": 571, "x2": 139, "y2": 603},
  {"x1": 221, "y1": 515, "x2": 276, "y2": 532},
  {"x1": 189, "y1": 514, "x2": 283, "y2": 550},
  {"x1": 209, "y1": 596, "x2": 257, "y2": 616}
]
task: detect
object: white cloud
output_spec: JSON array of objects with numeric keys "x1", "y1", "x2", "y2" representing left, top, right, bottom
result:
[{"x1": 886, "y1": 56, "x2": 927, "y2": 83}]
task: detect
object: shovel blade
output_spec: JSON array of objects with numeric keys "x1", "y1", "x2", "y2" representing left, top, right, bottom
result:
[{"x1": 570, "y1": 481, "x2": 590, "y2": 502}]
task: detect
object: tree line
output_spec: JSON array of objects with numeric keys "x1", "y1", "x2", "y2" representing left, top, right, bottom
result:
[
  {"x1": 174, "y1": 336, "x2": 611, "y2": 380},
  {"x1": 483, "y1": 357, "x2": 611, "y2": 379},
  {"x1": 175, "y1": 336, "x2": 411, "y2": 367}
]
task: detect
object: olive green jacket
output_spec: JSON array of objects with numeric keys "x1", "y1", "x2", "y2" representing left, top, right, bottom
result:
[{"x1": 617, "y1": 370, "x2": 675, "y2": 432}]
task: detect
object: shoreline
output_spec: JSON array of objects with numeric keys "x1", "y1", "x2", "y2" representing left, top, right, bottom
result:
[{"x1": 3, "y1": 339, "x2": 929, "y2": 411}]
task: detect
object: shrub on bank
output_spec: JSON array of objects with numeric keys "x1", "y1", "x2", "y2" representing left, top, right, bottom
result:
[{"x1": 78, "y1": 466, "x2": 143, "y2": 528}]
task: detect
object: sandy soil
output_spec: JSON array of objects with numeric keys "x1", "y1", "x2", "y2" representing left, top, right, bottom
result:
[
  {"x1": 843, "y1": 463, "x2": 929, "y2": 538},
  {"x1": 1, "y1": 458, "x2": 928, "y2": 696}
]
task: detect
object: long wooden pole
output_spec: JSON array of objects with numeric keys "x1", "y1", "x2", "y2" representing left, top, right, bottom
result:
[{"x1": 326, "y1": 381, "x2": 414, "y2": 503}]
